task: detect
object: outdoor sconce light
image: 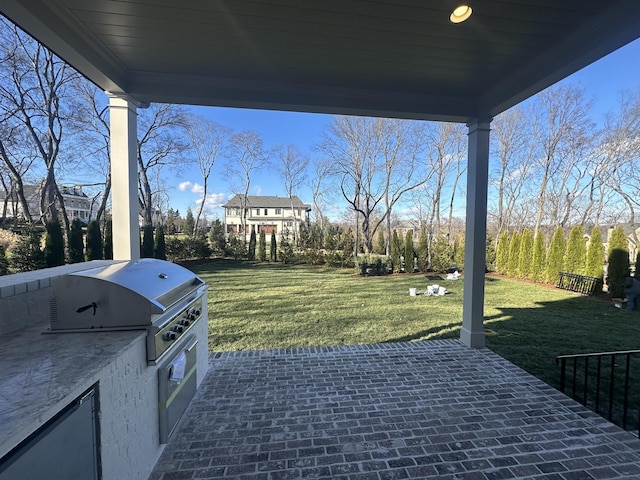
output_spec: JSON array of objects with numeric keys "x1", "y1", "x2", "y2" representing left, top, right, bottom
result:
[{"x1": 450, "y1": 5, "x2": 472, "y2": 23}]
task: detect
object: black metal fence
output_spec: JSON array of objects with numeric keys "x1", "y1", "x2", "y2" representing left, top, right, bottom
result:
[
  {"x1": 556, "y1": 350, "x2": 640, "y2": 436},
  {"x1": 556, "y1": 272, "x2": 601, "y2": 296}
]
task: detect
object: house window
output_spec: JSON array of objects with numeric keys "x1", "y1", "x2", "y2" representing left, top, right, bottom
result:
[
  {"x1": 286, "y1": 221, "x2": 293, "y2": 227},
  {"x1": 255, "y1": 209, "x2": 260, "y2": 216},
  {"x1": 264, "y1": 209, "x2": 268, "y2": 215},
  {"x1": 275, "y1": 208, "x2": 281, "y2": 215}
]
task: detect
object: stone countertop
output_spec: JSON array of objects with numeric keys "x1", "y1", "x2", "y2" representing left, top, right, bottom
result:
[{"x1": 0, "y1": 320, "x2": 145, "y2": 459}]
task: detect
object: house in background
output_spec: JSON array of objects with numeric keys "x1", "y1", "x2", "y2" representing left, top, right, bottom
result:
[
  {"x1": 0, "y1": 184, "x2": 93, "y2": 224},
  {"x1": 223, "y1": 195, "x2": 311, "y2": 241},
  {"x1": 60, "y1": 186, "x2": 92, "y2": 224}
]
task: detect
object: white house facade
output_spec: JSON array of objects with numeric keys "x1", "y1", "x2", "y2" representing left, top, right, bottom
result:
[
  {"x1": 223, "y1": 195, "x2": 311, "y2": 241},
  {"x1": 0, "y1": 184, "x2": 93, "y2": 224}
]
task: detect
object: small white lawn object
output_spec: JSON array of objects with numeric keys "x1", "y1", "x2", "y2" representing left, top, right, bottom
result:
[{"x1": 425, "y1": 285, "x2": 447, "y2": 296}]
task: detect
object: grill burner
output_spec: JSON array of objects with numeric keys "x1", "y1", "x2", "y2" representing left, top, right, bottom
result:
[{"x1": 49, "y1": 259, "x2": 207, "y2": 364}]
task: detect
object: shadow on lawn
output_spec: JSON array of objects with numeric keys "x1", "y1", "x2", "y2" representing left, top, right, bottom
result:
[{"x1": 383, "y1": 322, "x2": 461, "y2": 343}]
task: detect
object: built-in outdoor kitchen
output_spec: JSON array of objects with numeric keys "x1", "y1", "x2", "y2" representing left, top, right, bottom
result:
[{"x1": 0, "y1": 259, "x2": 209, "y2": 480}]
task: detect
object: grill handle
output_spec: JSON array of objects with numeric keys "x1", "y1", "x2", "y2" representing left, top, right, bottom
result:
[{"x1": 76, "y1": 302, "x2": 97, "y2": 315}]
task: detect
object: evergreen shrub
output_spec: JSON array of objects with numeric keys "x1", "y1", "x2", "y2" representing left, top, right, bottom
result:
[
  {"x1": 68, "y1": 218, "x2": 84, "y2": 264},
  {"x1": 85, "y1": 220, "x2": 103, "y2": 261},
  {"x1": 607, "y1": 226, "x2": 629, "y2": 298},
  {"x1": 44, "y1": 220, "x2": 65, "y2": 267}
]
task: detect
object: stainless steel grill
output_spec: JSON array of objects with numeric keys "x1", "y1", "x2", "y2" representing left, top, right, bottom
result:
[{"x1": 49, "y1": 259, "x2": 207, "y2": 364}]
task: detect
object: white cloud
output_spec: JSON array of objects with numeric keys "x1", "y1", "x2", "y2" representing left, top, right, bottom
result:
[
  {"x1": 178, "y1": 181, "x2": 204, "y2": 194},
  {"x1": 195, "y1": 192, "x2": 227, "y2": 216}
]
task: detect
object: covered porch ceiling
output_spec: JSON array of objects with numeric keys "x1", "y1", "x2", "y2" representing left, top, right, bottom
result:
[{"x1": 2, "y1": 0, "x2": 640, "y2": 123}]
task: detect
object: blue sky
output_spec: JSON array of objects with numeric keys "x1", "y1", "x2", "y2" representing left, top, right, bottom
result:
[{"x1": 171, "y1": 38, "x2": 640, "y2": 221}]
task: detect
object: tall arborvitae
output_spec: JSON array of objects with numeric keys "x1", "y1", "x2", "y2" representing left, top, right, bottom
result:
[
  {"x1": 141, "y1": 224, "x2": 154, "y2": 258},
  {"x1": 208, "y1": 219, "x2": 226, "y2": 256},
  {"x1": 495, "y1": 230, "x2": 510, "y2": 275},
  {"x1": 606, "y1": 226, "x2": 629, "y2": 298},
  {"x1": 564, "y1": 225, "x2": 586, "y2": 274},
  {"x1": 517, "y1": 228, "x2": 534, "y2": 279},
  {"x1": 390, "y1": 230, "x2": 401, "y2": 272},
  {"x1": 44, "y1": 220, "x2": 65, "y2": 267},
  {"x1": 545, "y1": 227, "x2": 566, "y2": 285},
  {"x1": 417, "y1": 227, "x2": 429, "y2": 272},
  {"x1": 340, "y1": 228, "x2": 355, "y2": 265},
  {"x1": 154, "y1": 224, "x2": 166, "y2": 260},
  {"x1": 374, "y1": 229, "x2": 386, "y2": 255},
  {"x1": 85, "y1": 220, "x2": 103, "y2": 261},
  {"x1": 270, "y1": 231, "x2": 277, "y2": 261},
  {"x1": 248, "y1": 226, "x2": 256, "y2": 260},
  {"x1": 68, "y1": 218, "x2": 85, "y2": 263},
  {"x1": 506, "y1": 231, "x2": 521, "y2": 277},
  {"x1": 404, "y1": 230, "x2": 415, "y2": 272},
  {"x1": 453, "y1": 232, "x2": 465, "y2": 268},
  {"x1": 183, "y1": 208, "x2": 195, "y2": 236},
  {"x1": 585, "y1": 226, "x2": 604, "y2": 280},
  {"x1": 11, "y1": 226, "x2": 45, "y2": 273},
  {"x1": 258, "y1": 230, "x2": 267, "y2": 261},
  {"x1": 0, "y1": 245, "x2": 8, "y2": 276},
  {"x1": 103, "y1": 221, "x2": 113, "y2": 260},
  {"x1": 531, "y1": 230, "x2": 547, "y2": 282},
  {"x1": 485, "y1": 235, "x2": 496, "y2": 272}
]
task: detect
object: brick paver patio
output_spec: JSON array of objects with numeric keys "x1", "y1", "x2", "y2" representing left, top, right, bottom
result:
[{"x1": 150, "y1": 340, "x2": 640, "y2": 479}]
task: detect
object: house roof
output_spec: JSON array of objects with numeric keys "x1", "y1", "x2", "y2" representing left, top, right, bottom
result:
[
  {"x1": 223, "y1": 195, "x2": 311, "y2": 210},
  {"x1": 60, "y1": 186, "x2": 89, "y2": 198},
  {"x1": 2, "y1": 1, "x2": 638, "y2": 123},
  {"x1": 0, "y1": 184, "x2": 89, "y2": 201}
]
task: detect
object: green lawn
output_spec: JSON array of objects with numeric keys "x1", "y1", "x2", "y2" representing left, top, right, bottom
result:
[{"x1": 187, "y1": 259, "x2": 640, "y2": 429}]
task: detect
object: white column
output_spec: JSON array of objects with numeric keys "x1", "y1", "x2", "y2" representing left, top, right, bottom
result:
[
  {"x1": 460, "y1": 118, "x2": 491, "y2": 348},
  {"x1": 107, "y1": 93, "x2": 140, "y2": 260}
]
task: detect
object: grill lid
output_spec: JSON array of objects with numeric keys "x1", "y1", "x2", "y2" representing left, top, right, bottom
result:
[
  {"x1": 49, "y1": 259, "x2": 205, "y2": 331},
  {"x1": 69, "y1": 258, "x2": 203, "y2": 313}
]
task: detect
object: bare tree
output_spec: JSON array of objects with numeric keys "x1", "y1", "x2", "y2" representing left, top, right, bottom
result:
[
  {"x1": 547, "y1": 130, "x2": 596, "y2": 229},
  {"x1": 225, "y1": 130, "x2": 267, "y2": 241},
  {"x1": 411, "y1": 122, "x2": 467, "y2": 257},
  {"x1": 379, "y1": 119, "x2": 434, "y2": 255},
  {"x1": 530, "y1": 84, "x2": 593, "y2": 234},
  {"x1": 184, "y1": 115, "x2": 231, "y2": 236},
  {"x1": 0, "y1": 126, "x2": 36, "y2": 224},
  {"x1": 275, "y1": 144, "x2": 309, "y2": 242},
  {"x1": 307, "y1": 157, "x2": 333, "y2": 229},
  {"x1": 318, "y1": 116, "x2": 384, "y2": 255},
  {"x1": 70, "y1": 80, "x2": 111, "y2": 224},
  {"x1": 0, "y1": 18, "x2": 80, "y2": 230},
  {"x1": 489, "y1": 105, "x2": 536, "y2": 237},
  {"x1": 599, "y1": 90, "x2": 640, "y2": 226},
  {"x1": 137, "y1": 103, "x2": 189, "y2": 226}
]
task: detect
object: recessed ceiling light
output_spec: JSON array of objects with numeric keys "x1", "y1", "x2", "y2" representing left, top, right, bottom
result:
[{"x1": 450, "y1": 5, "x2": 472, "y2": 23}]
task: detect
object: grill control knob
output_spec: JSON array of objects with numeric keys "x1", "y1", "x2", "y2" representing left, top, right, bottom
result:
[
  {"x1": 174, "y1": 325, "x2": 184, "y2": 334},
  {"x1": 193, "y1": 308, "x2": 201, "y2": 316},
  {"x1": 163, "y1": 332, "x2": 177, "y2": 341},
  {"x1": 187, "y1": 313, "x2": 196, "y2": 321},
  {"x1": 180, "y1": 319, "x2": 190, "y2": 327}
]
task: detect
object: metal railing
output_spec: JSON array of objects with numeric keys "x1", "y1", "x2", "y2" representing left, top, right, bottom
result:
[
  {"x1": 556, "y1": 350, "x2": 640, "y2": 436},
  {"x1": 556, "y1": 272, "x2": 601, "y2": 296}
]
